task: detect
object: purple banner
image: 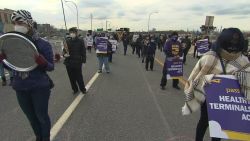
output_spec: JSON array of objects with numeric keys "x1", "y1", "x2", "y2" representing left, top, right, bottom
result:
[
  {"x1": 166, "y1": 57, "x2": 183, "y2": 79},
  {"x1": 196, "y1": 39, "x2": 209, "y2": 56},
  {"x1": 96, "y1": 37, "x2": 108, "y2": 52},
  {"x1": 204, "y1": 75, "x2": 250, "y2": 140}
]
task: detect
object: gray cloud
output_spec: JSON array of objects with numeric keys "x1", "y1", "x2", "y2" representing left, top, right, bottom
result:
[
  {"x1": 232, "y1": 16, "x2": 250, "y2": 19},
  {"x1": 117, "y1": 11, "x2": 125, "y2": 17},
  {"x1": 78, "y1": 0, "x2": 115, "y2": 8},
  {"x1": 186, "y1": 3, "x2": 250, "y2": 16},
  {"x1": 213, "y1": 7, "x2": 250, "y2": 15}
]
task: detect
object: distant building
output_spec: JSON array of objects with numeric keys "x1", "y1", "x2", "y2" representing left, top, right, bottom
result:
[{"x1": 0, "y1": 8, "x2": 14, "y2": 33}]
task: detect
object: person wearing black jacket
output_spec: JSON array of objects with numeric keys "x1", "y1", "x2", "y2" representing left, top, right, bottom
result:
[
  {"x1": 63, "y1": 27, "x2": 87, "y2": 94},
  {"x1": 181, "y1": 35, "x2": 191, "y2": 64},
  {"x1": 135, "y1": 34, "x2": 143, "y2": 58},
  {"x1": 122, "y1": 32, "x2": 129, "y2": 55},
  {"x1": 145, "y1": 38, "x2": 156, "y2": 71}
]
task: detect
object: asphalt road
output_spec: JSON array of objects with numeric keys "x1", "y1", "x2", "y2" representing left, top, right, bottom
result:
[{"x1": 0, "y1": 43, "x2": 234, "y2": 141}]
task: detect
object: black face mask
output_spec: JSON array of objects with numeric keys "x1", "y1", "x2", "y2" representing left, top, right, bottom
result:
[{"x1": 224, "y1": 45, "x2": 239, "y2": 53}]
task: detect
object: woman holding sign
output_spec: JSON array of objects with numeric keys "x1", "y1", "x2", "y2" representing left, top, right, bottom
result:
[
  {"x1": 182, "y1": 28, "x2": 250, "y2": 141},
  {"x1": 160, "y1": 32, "x2": 183, "y2": 90}
]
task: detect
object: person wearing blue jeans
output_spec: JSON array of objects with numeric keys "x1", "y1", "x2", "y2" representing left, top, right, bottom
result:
[
  {"x1": 97, "y1": 55, "x2": 110, "y2": 73},
  {"x1": 96, "y1": 37, "x2": 112, "y2": 73}
]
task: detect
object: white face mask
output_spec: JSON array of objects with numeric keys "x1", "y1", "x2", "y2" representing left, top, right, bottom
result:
[
  {"x1": 14, "y1": 25, "x2": 28, "y2": 34},
  {"x1": 70, "y1": 33, "x2": 76, "y2": 38}
]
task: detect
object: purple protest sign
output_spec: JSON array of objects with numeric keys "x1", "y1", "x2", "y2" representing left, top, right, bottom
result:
[
  {"x1": 109, "y1": 39, "x2": 117, "y2": 52},
  {"x1": 96, "y1": 37, "x2": 108, "y2": 52},
  {"x1": 166, "y1": 57, "x2": 183, "y2": 79},
  {"x1": 196, "y1": 39, "x2": 209, "y2": 56},
  {"x1": 204, "y1": 75, "x2": 250, "y2": 140}
]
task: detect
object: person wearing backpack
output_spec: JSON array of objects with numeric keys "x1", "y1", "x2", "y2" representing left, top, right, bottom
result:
[{"x1": 182, "y1": 28, "x2": 250, "y2": 141}]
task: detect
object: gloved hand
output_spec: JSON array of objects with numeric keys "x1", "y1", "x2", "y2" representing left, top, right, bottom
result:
[
  {"x1": 35, "y1": 54, "x2": 48, "y2": 67},
  {"x1": 0, "y1": 53, "x2": 7, "y2": 63}
]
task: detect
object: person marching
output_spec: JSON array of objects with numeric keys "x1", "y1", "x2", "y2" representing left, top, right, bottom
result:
[
  {"x1": 96, "y1": 34, "x2": 111, "y2": 73},
  {"x1": 86, "y1": 33, "x2": 93, "y2": 53},
  {"x1": 160, "y1": 31, "x2": 183, "y2": 90},
  {"x1": 108, "y1": 35, "x2": 117, "y2": 63},
  {"x1": 193, "y1": 36, "x2": 198, "y2": 58},
  {"x1": 0, "y1": 10, "x2": 54, "y2": 141},
  {"x1": 122, "y1": 32, "x2": 129, "y2": 55},
  {"x1": 63, "y1": 27, "x2": 87, "y2": 94},
  {"x1": 158, "y1": 34, "x2": 165, "y2": 52},
  {"x1": 141, "y1": 35, "x2": 150, "y2": 63},
  {"x1": 181, "y1": 35, "x2": 191, "y2": 64},
  {"x1": 135, "y1": 34, "x2": 143, "y2": 58},
  {"x1": 145, "y1": 37, "x2": 157, "y2": 71},
  {"x1": 182, "y1": 28, "x2": 250, "y2": 141}
]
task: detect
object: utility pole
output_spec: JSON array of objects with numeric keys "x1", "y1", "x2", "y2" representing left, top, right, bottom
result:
[
  {"x1": 106, "y1": 20, "x2": 107, "y2": 31},
  {"x1": 90, "y1": 13, "x2": 93, "y2": 31},
  {"x1": 148, "y1": 12, "x2": 158, "y2": 34},
  {"x1": 65, "y1": 0, "x2": 79, "y2": 30}
]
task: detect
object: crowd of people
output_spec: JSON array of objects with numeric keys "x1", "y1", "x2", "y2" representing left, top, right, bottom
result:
[{"x1": 0, "y1": 9, "x2": 250, "y2": 141}]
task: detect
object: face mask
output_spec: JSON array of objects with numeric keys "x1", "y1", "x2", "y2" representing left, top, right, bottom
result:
[
  {"x1": 70, "y1": 33, "x2": 76, "y2": 38},
  {"x1": 14, "y1": 25, "x2": 28, "y2": 34},
  {"x1": 224, "y1": 44, "x2": 239, "y2": 53}
]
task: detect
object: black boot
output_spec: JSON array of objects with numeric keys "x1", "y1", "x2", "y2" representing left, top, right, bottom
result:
[
  {"x1": 2, "y1": 77, "x2": 6, "y2": 86},
  {"x1": 9, "y1": 77, "x2": 13, "y2": 86},
  {"x1": 42, "y1": 137, "x2": 50, "y2": 141},
  {"x1": 36, "y1": 136, "x2": 42, "y2": 141}
]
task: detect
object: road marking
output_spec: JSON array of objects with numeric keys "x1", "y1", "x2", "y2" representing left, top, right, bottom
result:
[
  {"x1": 50, "y1": 72, "x2": 100, "y2": 141},
  {"x1": 138, "y1": 61, "x2": 174, "y2": 137},
  {"x1": 154, "y1": 58, "x2": 187, "y2": 85}
]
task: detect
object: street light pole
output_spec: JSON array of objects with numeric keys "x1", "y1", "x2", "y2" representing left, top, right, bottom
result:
[
  {"x1": 60, "y1": 0, "x2": 67, "y2": 31},
  {"x1": 90, "y1": 13, "x2": 93, "y2": 31},
  {"x1": 65, "y1": 0, "x2": 79, "y2": 30},
  {"x1": 106, "y1": 20, "x2": 110, "y2": 31},
  {"x1": 148, "y1": 12, "x2": 158, "y2": 33}
]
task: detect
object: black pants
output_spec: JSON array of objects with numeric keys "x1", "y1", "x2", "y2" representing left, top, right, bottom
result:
[
  {"x1": 145, "y1": 56, "x2": 154, "y2": 70},
  {"x1": 123, "y1": 43, "x2": 128, "y2": 55},
  {"x1": 87, "y1": 46, "x2": 91, "y2": 53},
  {"x1": 193, "y1": 45, "x2": 197, "y2": 58},
  {"x1": 16, "y1": 88, "x2": 51, "y2": 140},
  {"x1": 66, "y1": 65, "x2": 86, "y2": 92},
  {"x1": 136, "y1": 46, "x2": 141, "y2": 58},
  {"x1": 108, "y1": 53, "x2": 113, "y2": 62},
  {"x1": 132, "y1": 45, "x2": 135, "y2": 54},
  {"x1": 183, "y1": 49, "x2": 189, "y2": 64},
  {"x1": 196, "y1": 102, "x2": 221, "y2": 141},
  {"x1": 160, "y1": 63, "x2": 179, "y2": 87}
]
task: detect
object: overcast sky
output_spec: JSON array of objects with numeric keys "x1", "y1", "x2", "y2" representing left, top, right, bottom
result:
[{"x1": 1, "y1": 0, "x2": 250, "y2": 31}]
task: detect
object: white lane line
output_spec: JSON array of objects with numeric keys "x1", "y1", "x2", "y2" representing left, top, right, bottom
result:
[
  {"x1": 50, "y1": 72, "x2": 100, "y2": 141},
  {"x1": 137, "y1": 61, "x2": 174, "y2": 137}
]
